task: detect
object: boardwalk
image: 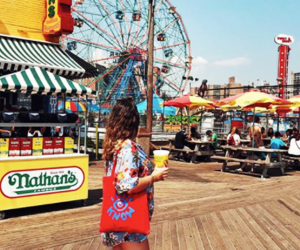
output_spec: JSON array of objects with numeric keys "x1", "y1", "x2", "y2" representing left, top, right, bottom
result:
[{"x1": 1, "y1": 160, "x2": 300, "y2": 249}]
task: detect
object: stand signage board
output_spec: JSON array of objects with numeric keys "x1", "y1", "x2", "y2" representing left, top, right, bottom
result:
[
  {"x1": 9, "y1": 138, "x2": 21, "y2": 157},
  {"x1": 43, "y1": 137, "x2": 54, "y2": 155},
  {"x1": 32, "y1": 138, "x2": 43, "y2": 156},
  {"x1": 54, "y1": 137, "x2": 64, "y2": 154},
  {"x1": 64, "y1": 137, "x2": 74, "y2": 154},
  {"x1": 0, "y1": 155, "x2": 88, "y2": 211},
  {"x1": 0, "y1": 139, "x2": 9, "y2": 158},
  {"x1": 20, "y1": 138, "x2": 32, "y2": 156}
]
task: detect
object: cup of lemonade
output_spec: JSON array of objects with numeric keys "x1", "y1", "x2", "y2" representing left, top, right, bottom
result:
[{"x1": 153, "y1": 150, "x2": 169, "y2": 168}]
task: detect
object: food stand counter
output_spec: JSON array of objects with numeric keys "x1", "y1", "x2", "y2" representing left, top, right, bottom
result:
[{"x1": 0, "y1": 153, "x2": 88, "y2": 219}]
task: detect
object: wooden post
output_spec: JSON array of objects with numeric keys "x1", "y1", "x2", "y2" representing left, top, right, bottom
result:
[
  {"x1": 95, "y1": 123, "x2": 99, "y2": 160},
  {"x1": 138, "y1": 0, "x2": 155, "y2": 155}
]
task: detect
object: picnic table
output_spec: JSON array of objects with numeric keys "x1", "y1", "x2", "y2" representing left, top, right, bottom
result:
[
  {"x1": 212, "y1": 145, "x2": 288, "y2": 178},
  {"x1": 165, "y1": 138, "x2": 214, "y2": 163},
  {"x1": 187, "y1": 140, "x2": 214, "y2": 163}
]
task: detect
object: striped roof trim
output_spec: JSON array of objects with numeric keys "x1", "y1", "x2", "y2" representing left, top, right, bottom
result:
[
  {"x1": 0, "y1": 35, "x2": 85, "y2": 78},
  {"x1": 0, "y1": 67, "x2": 96, "y2": 96}
]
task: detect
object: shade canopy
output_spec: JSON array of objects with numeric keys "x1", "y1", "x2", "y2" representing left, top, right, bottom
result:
[
  {"x1": 137, "y1": 94, "x2": 176, "y2": 115},
  {"x1": 0, "y1": 35, "x2": 85, "y2": 79},
  {"x1": 0, "y1": 67, "x2": 96, "y2": 96},
  {"x1": 162, "y1": 94, "x2": 215, "y2": 110},
  {"x1": 217, "y1": 89, "x2": 292, "y2": 110},
  {"x1": 58, "y1": 101, "x2": 86, "y2": 112}
]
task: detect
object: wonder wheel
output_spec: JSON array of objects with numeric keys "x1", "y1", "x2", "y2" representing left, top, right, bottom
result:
[{"x1": 64, "y1": 0, "x2": 191, "y2": 105}]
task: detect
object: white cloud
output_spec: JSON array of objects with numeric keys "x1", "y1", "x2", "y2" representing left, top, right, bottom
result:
[
  {"x1": 190, "y1": 56, "x2": 208, "y2": 77},
  {"x1": 192, "y1": 56, "x2": 208, "y2": 70},
  {"x1": 214, "y1": 57, "x2": 251, "y2": 66}
]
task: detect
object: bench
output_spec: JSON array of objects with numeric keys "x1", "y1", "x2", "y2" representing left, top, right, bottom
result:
[
  {"x1": 283, "y1": 156, "x2": 300, "y2": 168},
  {"x1": 212, "y1": 156, "x2": 264, "y2": 165},
  {"x1": 211, "y1": 155, "x2": 284, "y2": 178},
  {"x1": 283, "y1": 155, "x2": 300, "y2": 161}
]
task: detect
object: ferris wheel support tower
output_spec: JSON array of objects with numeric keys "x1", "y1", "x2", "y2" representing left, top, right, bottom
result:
[{"x1": 275, "y1": 34, "x2": 294, "y2": 99}]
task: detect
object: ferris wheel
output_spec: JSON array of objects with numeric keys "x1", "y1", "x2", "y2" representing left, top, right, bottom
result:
[{"x1": 64, "y1": 0, "x2": 191, "y2": 105}]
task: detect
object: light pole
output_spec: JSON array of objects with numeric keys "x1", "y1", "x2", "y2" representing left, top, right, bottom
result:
[{"x1": 182, "y1": 76, "x2": 199, "y2": 94}]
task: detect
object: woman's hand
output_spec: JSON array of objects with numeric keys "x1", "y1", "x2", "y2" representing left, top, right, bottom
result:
[{"x1": 151, "y1": 167, "x2": 169, "y2": 182}]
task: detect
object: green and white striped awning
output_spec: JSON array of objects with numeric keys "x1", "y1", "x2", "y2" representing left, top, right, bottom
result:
[
  {"x1": 0, "y1": 35, "x2": 85, "y2": 78},
  {"x1": 0, "y1": 67, "x2": 96, "y2": 96}
]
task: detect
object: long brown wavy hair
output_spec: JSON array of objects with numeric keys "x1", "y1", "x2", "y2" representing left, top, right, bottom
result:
[{"x1": 102, "y1": 97, "x2": 140, "y2": 161}]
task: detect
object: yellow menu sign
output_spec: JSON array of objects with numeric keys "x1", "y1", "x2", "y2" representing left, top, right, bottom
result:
[
  {"x1": 32, "y1": 138, "x2": 43, "y2": 156},
  {"x1": 64, "y1": 137, "x2": 74, "y2": 154},
  {"x1": 0, "y1": 139, "x2": 9, "y2": 158}
]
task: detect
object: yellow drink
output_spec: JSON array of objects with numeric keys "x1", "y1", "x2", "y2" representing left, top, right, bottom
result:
[{"x1": 153, "y1": 150, "x2": 169, "y2": 168}]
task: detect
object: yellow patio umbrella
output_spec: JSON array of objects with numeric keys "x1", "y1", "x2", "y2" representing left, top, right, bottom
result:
[
  {"x1": 217, "y1": 89, "x2": 292, "y2": 147},
  {"x1": 216, "y1": 89, "x2": 292, "y2": 109},
  {"x1": 162, "y1": 94, "x2": 215, "y2": 109},
  {"x1": 162, "y1": 94, "x2": 217, "y2": 132}
]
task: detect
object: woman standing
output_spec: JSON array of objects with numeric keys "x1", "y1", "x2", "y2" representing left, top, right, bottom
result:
[{"x1": 100, "y1": 97, "x2": 169, "y2": 249}]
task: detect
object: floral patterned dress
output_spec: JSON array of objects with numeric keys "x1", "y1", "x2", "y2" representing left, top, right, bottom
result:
[{"x1": 101, "y1": 139, "x2": 154, "y2": 247}]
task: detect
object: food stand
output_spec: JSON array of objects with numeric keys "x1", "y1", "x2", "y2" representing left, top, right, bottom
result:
[{"x1": 0, "y1": 67, "x2": 95, "y2": 219}]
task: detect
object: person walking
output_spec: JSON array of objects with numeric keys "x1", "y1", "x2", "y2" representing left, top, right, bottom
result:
[{"x1": 100, "y1": 97, "x2": 169, "y2": 249}]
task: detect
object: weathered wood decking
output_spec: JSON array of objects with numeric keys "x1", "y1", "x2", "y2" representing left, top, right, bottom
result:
[{"x1": 1, "y1": 161, "x2": 300, "y2": 249}]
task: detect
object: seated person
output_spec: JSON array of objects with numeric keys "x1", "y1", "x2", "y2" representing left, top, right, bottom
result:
[
  {"x1": 190, "y1": 125, "x2": 201, "y2": 140},
  {"x1": 291, "y1": 128, "x2": 299, "y2": 141},
  {"x1": 227, "y1": 127, "x2": 240, "y2": 146},
  {"x1": 237, "y1": 133, "x2": 266, "y2": 172},
  {"x1": 288, "y1": 133, "x2": 300, "y2": 157},
  {"x1": 174, "y1": 127, "x2": 189, "y2": 150},
  {"x1": 188, "y1": 125, "x2": 201, "y2": 150},
  {"x1": 206, "y1": 130, "x2": 218, "y2": 151},
  {"x1": 285, "y1": 129, "x2": 293, "y2": 143},
  {"x1": 267, "y1": 127, "x2": 274, "y2": 139},
  {"x1": 270, "y1": 131, "x2": 287, "y2": 157},
  {"x1": 174, "y1": 127, "x2": 192, "y2": 161},
  {"x1": 27, "y1": 127, "x2": 42, "y2": 137},
  {"x1": 261, "y1": 127, "x2": 267, "y2": 138}
]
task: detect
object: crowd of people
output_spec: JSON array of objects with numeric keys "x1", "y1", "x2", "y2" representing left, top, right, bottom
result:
[{"x1": 172, "y1": 115, "x2": 300, "y2": 166}]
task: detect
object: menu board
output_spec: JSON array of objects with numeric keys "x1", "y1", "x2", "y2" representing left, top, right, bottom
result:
[
  {"x1": 0, "y1": 139, "x2": 9, "y2": 158},
  {"x1": 20, "y1": 138, "x2": 32, "y2": 156},
  {"x1": 43, "y1": 137, "x2": 54, "y2": 155},
  {"x1": 32, "y1": 138, "x2": 43, "y2": 156},
  {"x1": 54, "y1": 137, "x2": 64, "y2": 154},
  {"x1": 64, "y1": 137, "x2": 74, "y2": 154},
  {"x1": 9, "y1": 138, "x2": 21, "y2": 157}
]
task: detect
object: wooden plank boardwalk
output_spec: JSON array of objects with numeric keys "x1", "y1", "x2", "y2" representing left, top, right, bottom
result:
[{"x1": 1, "y1": 160, "x2": 300, "y2": 249}]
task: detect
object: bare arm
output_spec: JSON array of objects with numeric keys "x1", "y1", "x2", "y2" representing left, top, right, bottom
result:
[
  {"x1": 0, "y1": 129, "x2": 11, "y2": 136},
  {"x1": 128, "y1": 167, "x2": 169, "y2": 195}
]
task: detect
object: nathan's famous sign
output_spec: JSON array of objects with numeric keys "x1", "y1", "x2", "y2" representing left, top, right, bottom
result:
[
  {"x1": 0, "y1": 167, "x2": 85, "y2": 198},
  {"x1": 43, "y1": 0, "x2": 74, "y2": 36},
  {"x1": 0, "y1": 0, "x2": 73, "y2": 43}
]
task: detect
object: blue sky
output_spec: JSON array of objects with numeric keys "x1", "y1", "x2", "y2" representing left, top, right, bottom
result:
[{"x1": 170, "y1": 0, "x2": 300, "y2": 88}]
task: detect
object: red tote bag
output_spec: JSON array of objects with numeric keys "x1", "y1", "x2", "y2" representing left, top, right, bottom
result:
[{"x1": 100, "y1": 152, "x2": 150, "y2": 235}]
